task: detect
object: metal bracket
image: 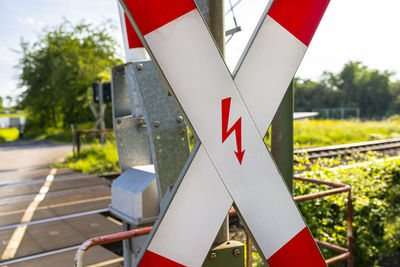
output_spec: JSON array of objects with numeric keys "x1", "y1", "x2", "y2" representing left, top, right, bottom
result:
[
  {"x1": 203, "y1": 241, "x2": 245, "y2": 267},
  {"x1": 110, "y1": 61, "x2": 191, "y2": 264},
  {"x1": 110, "y1": 60, "x2": 190, "y2": 226}
]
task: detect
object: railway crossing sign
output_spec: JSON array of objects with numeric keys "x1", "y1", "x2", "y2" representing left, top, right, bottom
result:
[
  {"x1": 119, "y1": 0, "x2": 330, "y2": 266},
  {"x1": 117, "y1": 2, "x2": 148, "y2": 62}
]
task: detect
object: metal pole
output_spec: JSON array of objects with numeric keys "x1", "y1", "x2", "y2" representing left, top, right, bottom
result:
[
  {"x1": 207, "y1": 0, "x2": 229, "y2": 246},
  {"x1": 71, "y1": 124, "x2": 76, "y2": 158},
  {"x1": 208, "y1": 0, "x2": 225, "y2": 57},
  {"x1": 122, "y1": 222, "x2": 132, "y2": 267},
  {"x1": 271, "y1": 82, "x2": 294, "y2": 193},
  {"x1": 347, "y1": 191, "x2": 354, "y2": 267},
  {"x1": 77, "y1": 131, "x2": 81, "y2": 158},
  {"x1": 245, "y1": 232, "x2": 252, "y2": 267},
  {"x1": 99, "y1": 83, "x2": 105, "y2": 144}
]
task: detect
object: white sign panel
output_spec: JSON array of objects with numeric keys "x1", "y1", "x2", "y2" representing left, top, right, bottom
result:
[{"x1": 119, "y1": 0, "x2": 330, "y2": 266}]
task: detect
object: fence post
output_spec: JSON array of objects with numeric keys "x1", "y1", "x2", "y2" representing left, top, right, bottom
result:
[
  {"x1": 71, "y1": 124, "x2": 76, "y2": 158},
  {"x1": 77, "y1": 131, "x2": 81, "y2": 158},
  {"x1": 347, "y1": 190, "x2": 354, "y2": 267}
]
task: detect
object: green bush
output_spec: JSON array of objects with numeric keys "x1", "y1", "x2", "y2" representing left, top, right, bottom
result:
[
  {"x1": 250, "y1": 154, "x2": 400, "y2": 266},
  {"x1": 23, "y1": 126, "x2": 72, "y2": 142},
  {"x1": 23, "y1": 124, "x2": 104, "y2": 143},
  {"x1": 58, "y1": 139, "x2": 119, "y2": 174},
  {"x1": 295, "y1": 154, "x2": 400, "y2": 266}
]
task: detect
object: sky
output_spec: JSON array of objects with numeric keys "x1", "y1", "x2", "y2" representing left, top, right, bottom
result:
[{"x1": 1, "y1": 0, "x2": 400, "y2": 106}]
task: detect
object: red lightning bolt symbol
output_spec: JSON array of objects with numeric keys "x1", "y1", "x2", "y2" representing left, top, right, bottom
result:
[{"x1": 221, "y1": 97, "x2": 245, "y2": 165}]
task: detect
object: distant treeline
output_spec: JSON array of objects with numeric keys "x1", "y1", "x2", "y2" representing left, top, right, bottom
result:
[{"x1": 295, "y1": 61, "x2": 400, "y2": 119}]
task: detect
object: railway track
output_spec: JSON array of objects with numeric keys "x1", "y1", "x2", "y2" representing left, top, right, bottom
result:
[
  {"x1": 0, "y1": 141, "x2": 124, "y2": 267},
  {"x1": 0, "y1": 170, "x2": 124, "y2": 267},
  {"x1": 294, "y1": 138, "x2": 400, "y2": 160},
  {"x1": 3, "y1": 138, "x2": 397, "y2": 266}
]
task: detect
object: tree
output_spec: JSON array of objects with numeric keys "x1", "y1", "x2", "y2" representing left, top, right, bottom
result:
[
  {"x1": 335, "y1": 62, "x2": 392, "y2": 118},
  {"x1": 17, "y1": 21, "x2": 122, "y2": 129},
  {"x1": 294, "y1": 75, "x2": 343, "y2": 112},
  {"x1": 295, "y1": 61, "x2": 395, "y2": 119}
]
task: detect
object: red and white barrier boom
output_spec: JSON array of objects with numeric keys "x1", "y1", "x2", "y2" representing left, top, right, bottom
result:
[{"x1": 119, "y1": 0, "x2": 330, "y2": 266}]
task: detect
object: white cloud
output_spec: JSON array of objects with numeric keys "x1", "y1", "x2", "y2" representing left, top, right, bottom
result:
[{"x1": 17, "y1": 16, "x2": 44, "y2": 27}]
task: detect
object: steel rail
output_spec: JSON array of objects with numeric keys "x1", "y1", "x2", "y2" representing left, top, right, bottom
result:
[
  {"x1": 293, "y1": 176, "x2": 347, "y2": 188},
  {"x1": 74, "y1": 175, "x2": 353, "y2": 266},
  {"x1": 293, "y1": 176, "x2": 353, "y2": 266},
  {"x1": 0, "y1": 184, "x2": 110, "y2": 206},
  {"x1": 325, "y1": 252, "x2": 351, "y2": 265},
  {"x1": 96, "y1": 139, "x2": 400, "y2": 180},
  {"x1": 315, "y1": 239, "x2": 348, "y2": 254},
  {"x1": 0, "y1": 245, "x2": 80, "y2": 265},
  {"x1": 0, "y1": 174, "x2": 103, "y2": 189},
  {"x1": 294, "y1": 186, "x2": 350, "y2": 202},
  {"x1": 0, "y1": 208, "x2": 109, "y2": 231},
  {"x1": 295, "y1": 137, "x2": 400, "y2": 153},
  {"x1": 74, "y1": 227, "x2": 152, "y2": 267},
  {"x1": 294, "y1": 137, "x2": 400, "y2": 159}
]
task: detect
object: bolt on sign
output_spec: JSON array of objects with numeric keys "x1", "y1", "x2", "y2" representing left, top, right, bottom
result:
[{"x1": 119, "y1": 0, "x2": 330, "y2": 266}]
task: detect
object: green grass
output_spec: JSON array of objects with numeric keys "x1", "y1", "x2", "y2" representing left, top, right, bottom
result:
[
  {"x1": 293, "y1": 119, "x2": 400, "y2": 149},
  {"x1": 251, "y1": 152, "x2": 400, "y2": 266},
  {"x1": 24, "y1": 122, "x2": 97, "y2": 144},
  {"x1": 0, "y1": 113, "x2": 25, "y2": 118},
  {"x1": 23, "y1": 127, "x2": 73, "y2": 143},
  {"x1": 56, "y1": 119, "x2": 400, "y2": 173},
  {"x1": 295, "y1": 153, "x2": 400, "y2": 265},
  {"x1": 57, "y1": 139, "x2": 119, "y2": 174},
  {"x1": 53, "y1": 119, "x2": 400, "y2": 265},
  {"x1": 0, "y1": 128, "x2": 19, "y2": 144}
]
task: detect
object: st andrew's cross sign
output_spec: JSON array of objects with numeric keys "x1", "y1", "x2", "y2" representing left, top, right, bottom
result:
[{"x1": 119, "y1": 0, "x2": 330, "y2": 266}]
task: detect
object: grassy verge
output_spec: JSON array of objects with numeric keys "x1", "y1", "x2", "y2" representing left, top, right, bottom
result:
[
  {"x1": 0, "y1": 113, "x2": 25, "y2": 118},
  {"x1": 53, "y1": 118, "x2": 400, "y2": 265},
  {"x1": 252, "y1": 152, "x2": 400, "y2": 266},
  {"x1": 23, "y1": 127, "x2": 72, "y2": 143},
  {"x1": 59, "y1": 119, "x2": 400, "y2": 173},
  {"x1": 0, "y1": 128, "x2": 19, "y2": 144},
  {"x1": 57, "y1": 139, "x2": 119, "y2": 174},
  {"x1": 296, "y1": 153, "x2": 400, "y2": 266},
  {"x1": 23, "y1": 123, "x2": 98, "y2": 144},
  {"x1": 293, "y1": 119, "x2": 400, "y2": 149}
]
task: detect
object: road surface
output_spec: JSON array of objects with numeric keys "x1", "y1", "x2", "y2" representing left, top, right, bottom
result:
[{"x1": 0, "y1": 140, "x2": 123, "y2": 266}]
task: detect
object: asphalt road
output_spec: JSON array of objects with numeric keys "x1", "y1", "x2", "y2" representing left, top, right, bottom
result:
[{"x1": 0, "y1": 140, "x2": 123, "y2": 267}]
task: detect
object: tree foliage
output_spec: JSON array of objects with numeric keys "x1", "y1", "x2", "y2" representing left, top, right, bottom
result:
[
  {"x1": 295, "y1": 61, "x2": 399, "y2": 119},
  {"x1": 17, "y1": 21, "x2": 121, "y2": 129},
  {"x1": 295, "y1": 153, "x2": 400, "y2": 266}
]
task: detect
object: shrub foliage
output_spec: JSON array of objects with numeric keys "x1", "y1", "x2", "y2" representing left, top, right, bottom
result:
[{"x1": 295, "y1": 153, "x2": 400, "y2": 266}]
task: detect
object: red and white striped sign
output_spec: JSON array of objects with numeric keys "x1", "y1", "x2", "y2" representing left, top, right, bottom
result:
[
  {"x1": 235, "y1": 0, "x2": 330, "y2": 135},
  {"x1": 119, "y1": 0, "x2": 329, "y2": 266},
  {"x1": 117, "y1": 2, "x2": 148, "y2": 62}
]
